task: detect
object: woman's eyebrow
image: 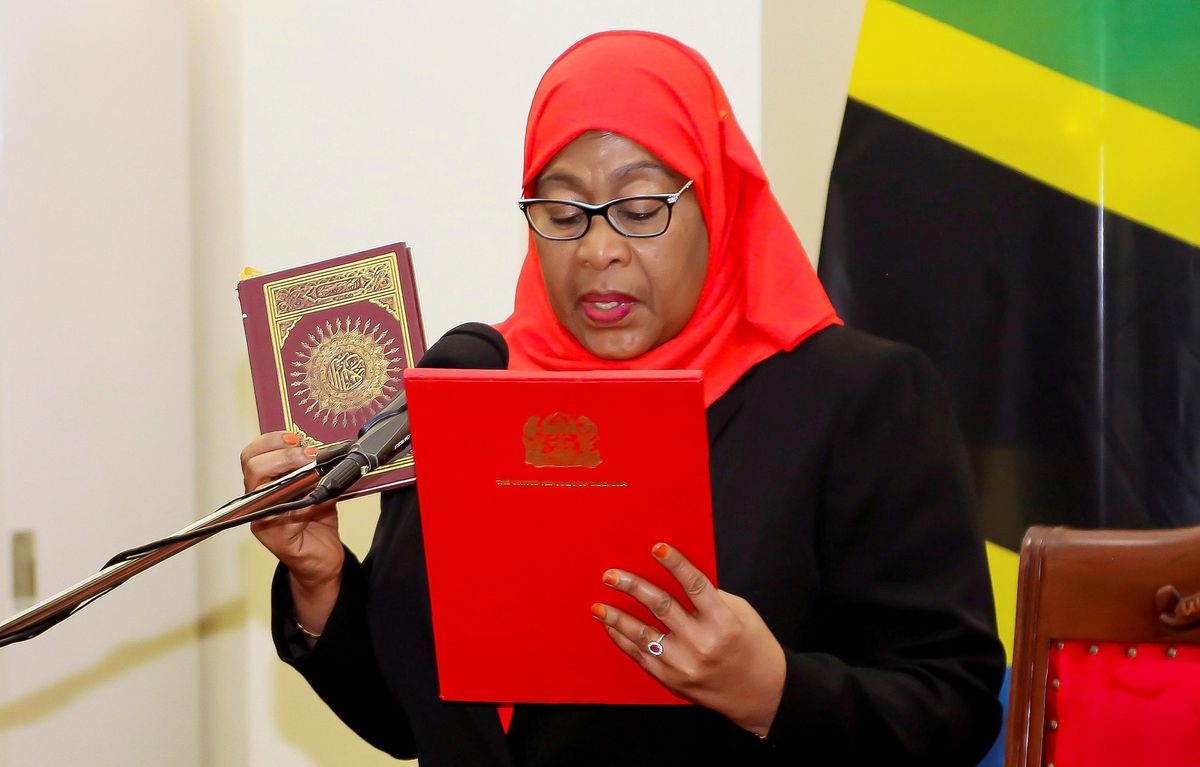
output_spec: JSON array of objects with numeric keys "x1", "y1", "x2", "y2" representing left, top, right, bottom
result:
[
  {"x1": 610, "y1": 159, "x2": 673, "y2": 182},
  {"x1": 536, "y1": 160, "x2": 675, "y2": 193},
  {"x1": 535, "y1": 170, "x2": 583, "y2": 190}
]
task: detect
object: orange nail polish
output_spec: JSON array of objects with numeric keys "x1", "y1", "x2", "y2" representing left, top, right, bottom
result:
[
  {"x1": 590, "y1": 603, "x2": 607, "y2": 620},
  {"x1": 602, "y1": 570, "x2": 619, "y2": 586},
  {"x1": 304, "y1": 446, "x2": 319, "y2": 458},
  {"x1": 652, "y1": 543, "x2": 670, "y2": 559},
  {"x1": 283, "y1": 432, "x2": 300, "y2": 446}
]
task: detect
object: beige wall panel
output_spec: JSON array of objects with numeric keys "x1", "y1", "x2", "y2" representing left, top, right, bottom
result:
[
  {"x1": 762, "y1": 1, "x2": 866, "y2": 264},
  {"x1": 0, "y1": 1, "x2": 200, "y2": 765}
]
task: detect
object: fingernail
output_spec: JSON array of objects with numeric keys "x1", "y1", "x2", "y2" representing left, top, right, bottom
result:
[
  {"x1": 304, "y1": 446, "x2": 319, "y2": 458},
  {"x1": 283, "y1": 432, "x2": 300, "y2": 446},
  {"x1": 652, "y1": 543, "x2": 670, "y2": 559},
  {"x1": 590, "y1": 603, "x2": 607, "y2": 620},
  {"x1": 602, "y1": 569, "x2": 619, "y2": 587}
]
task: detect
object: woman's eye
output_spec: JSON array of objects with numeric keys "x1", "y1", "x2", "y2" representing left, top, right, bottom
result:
[
  {"x1": 542, "y1": 204, "x2": 584, "y2": 226},
  {"x1": 614, "y1": 202, "x2": 666, "y2": 225},
  {"x1": 549, "y1": 211, "x2": 584, "y2": 225}
]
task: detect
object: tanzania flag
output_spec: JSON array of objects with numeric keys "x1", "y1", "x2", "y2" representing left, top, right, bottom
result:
[{"x1": 818, "y1": 1, "x2": 1200, "y2": 763}]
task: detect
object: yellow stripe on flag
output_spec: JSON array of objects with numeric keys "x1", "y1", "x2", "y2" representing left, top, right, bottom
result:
[
  {"x1": 986, "y1": 541, "x2": 1019, "y2": 665},
  {"x1": 849, "y1": 0, "x2": 1200, "y2": 248}
]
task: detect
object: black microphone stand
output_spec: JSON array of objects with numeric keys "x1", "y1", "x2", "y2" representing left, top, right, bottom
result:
[
  {"x1": 0, "y1": 461, "x2": 322, "y2": 647},
  {"x1": 0, "y1": 322, "x2": 509, "y2": 648}
]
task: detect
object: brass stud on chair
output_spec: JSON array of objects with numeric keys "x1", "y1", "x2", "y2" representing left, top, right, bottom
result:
[
  {"x1": 1167, "y1": 647, "x2": 1178, "y2": 658},
  {"x1": 1049, "y1": 720, "x2": 1059, "y2": 731},
  {"x1": 1052, "y1": 678, "x2": 1060, "y2": 689},
  {"x1": 1056, "y1": 641, "x2": 1064, "y2": 650},
  {"x1": 1088, "y1": 645, "x2": 1099, "y2": 655},
  {"x1": 1127, "y1": 647, "x2": 1137, "y2": 658}
]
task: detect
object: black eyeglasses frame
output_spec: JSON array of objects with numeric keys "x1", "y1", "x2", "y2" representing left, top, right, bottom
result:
[{"x1": 517, "y1": 179, "x2": 694, "y2": 241}]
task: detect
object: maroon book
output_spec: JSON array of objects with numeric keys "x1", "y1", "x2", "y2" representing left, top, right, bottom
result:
[{"x1": 238, "y1": 243, "x2": 426, "y2": 497}]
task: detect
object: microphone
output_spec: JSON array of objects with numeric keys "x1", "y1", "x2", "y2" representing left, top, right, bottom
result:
[{"x1": 310, "y1": 322, "x2": 508, "y2": 503}]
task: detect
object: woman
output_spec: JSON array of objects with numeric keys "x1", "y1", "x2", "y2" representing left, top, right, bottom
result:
[{"x1": 243, "y1": 31, "x2": 1004, "y2": 766}]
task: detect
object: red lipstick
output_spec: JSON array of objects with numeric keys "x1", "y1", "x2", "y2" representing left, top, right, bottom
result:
[{"x1": 580, "y1": 292, "x2": 635, "y2": 323}]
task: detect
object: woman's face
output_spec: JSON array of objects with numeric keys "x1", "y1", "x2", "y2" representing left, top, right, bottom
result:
[{"x1": 533, "y1": 131, "x2": 709, "y2": 360}]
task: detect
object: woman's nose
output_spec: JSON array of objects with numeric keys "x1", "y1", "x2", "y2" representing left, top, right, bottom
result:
[{"x1": 575, "y1": 214, "x2": 632, "y2": 269}]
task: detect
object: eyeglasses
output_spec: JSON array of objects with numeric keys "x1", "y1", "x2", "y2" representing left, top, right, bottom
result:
[{"x1": 518, "y1": 180, "x2": 694, "y2": 241}]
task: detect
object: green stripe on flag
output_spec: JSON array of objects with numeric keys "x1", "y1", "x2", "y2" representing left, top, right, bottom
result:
[{"x1": 894, "y1": 0, "x2": 1200, "y2": 129}]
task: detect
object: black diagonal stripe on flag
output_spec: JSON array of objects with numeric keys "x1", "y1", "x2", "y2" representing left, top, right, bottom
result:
[{"x1": 819, "y1": 99, "x2": 1200, "y2": 551}]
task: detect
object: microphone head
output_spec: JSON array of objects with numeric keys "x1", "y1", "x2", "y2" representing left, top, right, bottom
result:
[{"x1": 417, "y1": 322, "x2": 508, "y2": 370}]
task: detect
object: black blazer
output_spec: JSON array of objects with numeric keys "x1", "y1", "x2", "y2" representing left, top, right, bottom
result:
[{"x1": 272, "y1": 325, "x2": 1005, "y2": 766}]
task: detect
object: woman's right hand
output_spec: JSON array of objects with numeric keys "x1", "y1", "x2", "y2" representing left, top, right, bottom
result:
[{"x1": 242, "y1": 431, "x2": 344, "y2": 636}]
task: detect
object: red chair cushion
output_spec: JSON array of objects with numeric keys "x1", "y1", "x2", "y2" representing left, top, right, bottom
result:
[{"x1": 1045, "y1": 641, "x2": 1200, "y2": 766}]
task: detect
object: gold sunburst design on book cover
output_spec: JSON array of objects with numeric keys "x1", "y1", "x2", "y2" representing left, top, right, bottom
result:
[
  {"x1": 264, "y1": 253, "x2": 415, "y2": 437},
  {"x1": 290, "y1": 316, "x2": 402, "y2": 427}
]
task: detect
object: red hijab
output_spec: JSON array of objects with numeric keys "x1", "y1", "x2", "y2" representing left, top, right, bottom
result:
[{"x1": 497, "y1": 31, "x2": 840, "y2": 406}]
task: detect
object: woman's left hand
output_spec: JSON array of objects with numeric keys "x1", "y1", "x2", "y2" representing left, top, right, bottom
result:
[{"x1": 592, "y1": 542, "x2": 787, "y2": 737}]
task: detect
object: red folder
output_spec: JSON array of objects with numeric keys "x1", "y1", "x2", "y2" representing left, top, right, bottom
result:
[{"x1": 404, "y1": 368, "x2": 716, "y2": 705}]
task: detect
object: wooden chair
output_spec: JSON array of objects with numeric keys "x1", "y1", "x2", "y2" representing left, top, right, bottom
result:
[{"x1": 1006, "y1": 525, "x2": 1200, "y2": 767}]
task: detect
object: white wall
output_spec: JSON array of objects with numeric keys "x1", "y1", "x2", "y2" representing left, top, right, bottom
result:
[
  {"x1": 191, "y1": 3, "x2": 763, "y2": 765},
  {"x1": 0, "y1": 1, "x2": 200, "y2": 765}
]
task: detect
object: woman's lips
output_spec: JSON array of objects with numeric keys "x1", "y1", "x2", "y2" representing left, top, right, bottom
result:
[{"x1": 580, "y1": 292, "x2": 635, "y2": 323}]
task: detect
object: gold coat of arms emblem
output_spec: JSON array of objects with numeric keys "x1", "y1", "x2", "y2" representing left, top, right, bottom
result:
[{"x1": 523, "y1": 412, "x2": 602, "y2": 468}]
